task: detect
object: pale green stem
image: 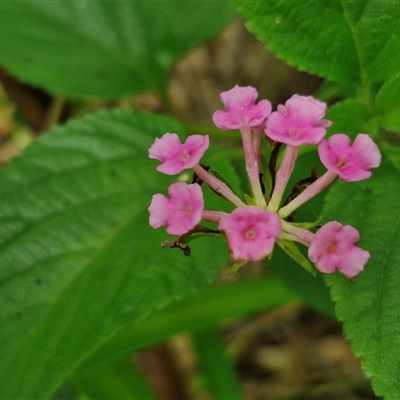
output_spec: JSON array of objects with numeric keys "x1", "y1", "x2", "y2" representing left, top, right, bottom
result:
[
  {"x1": 240, "y1": 127, "x2": 266, "y2": 208},
  {"x1": 268, "y1": 144, "x2": 298, "y2": 212},
  {"x1": 278, "y1": 170, "x2": 337, "y2": 219},
  {"x1": 192, "y1": 164, "x2": 246, "y2": 208}
]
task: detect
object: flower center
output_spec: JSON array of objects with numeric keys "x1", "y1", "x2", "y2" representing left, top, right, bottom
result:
[
  {"x1": 181, "y1": 150, "x2": 191, "y2": 162},
  {"x1": 327, "y1": 241, "x2": 337, "y2": 253},
  {"x1": 182, "y1": 204, "x2": 192, "y2": 215},
  {"x1": 336, "y1": 157, "x2": 347, "y2": 168},
  {"x1": 288, "y1": 127, "x2": 298, "y2": 138},
  {"x1": 245, "y1": 229, "x2": 256, "y2": 240}
]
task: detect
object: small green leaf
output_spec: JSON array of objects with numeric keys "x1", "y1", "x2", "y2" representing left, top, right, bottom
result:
[
  {"x1": 237, "y1": 1, "x2": 400, "y2": 84},
  {"x1": 289, "y1": 220, "x2": 321, "y2": 230},
  {"x1": 276, "y1": 239, "x2": 316, "y2": 276},
  {"x1": 244, "y1": 193, "x2": 257, "y2": 206},
  {"x1": 0, "y1": 1, "x2": 236, "y2": 98}
]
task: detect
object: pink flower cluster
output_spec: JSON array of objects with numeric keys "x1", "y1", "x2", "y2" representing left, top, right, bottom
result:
[{"x1": 148, "y1": 85, "x2": 381, "y2": 279}]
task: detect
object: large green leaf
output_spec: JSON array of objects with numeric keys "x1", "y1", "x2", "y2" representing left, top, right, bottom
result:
[
  {"x1": 237, "y1": 1, "x2": 400, "y2": 85},
  {"x1": 0, "y1": 0, "x2": 236, "y2": 98},
  {"x1": 77, "y1": 277, "x2": 298, "y2": 369},
  {"x1": 375, "y1": 75, "x2": 400, "y2": 132},
  {"x1": 0, "y1": 110, "x2": 229, "y2": 399},
  {"x1": 322, "y1": 153, "x2": 400, "y2": 399},
  {"x1": 326, "y1": 99, "x2": 378, "y2": 139}
]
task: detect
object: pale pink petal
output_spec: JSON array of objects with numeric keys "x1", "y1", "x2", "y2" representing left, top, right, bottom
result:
[
  {"x1": 352, "y1": 134, "x2": 382, "y2": 170},
  {"x1": 148, "y1": 182, "x2": 204, "y2": 235},
  {"x1": 149, "y1": 133, "x2": 209, "y2": 175},
  {"x1": 212, "y1": 85, "x2": 272, "y2": 130},
  {"x1": 219, "y1": 206, "x2": 281, "y2": 262},
  {"x1": 183, "y1": 135, "x2": 210, "y2": 167},
  {"x1": 265, "y1": 95, "x2": 331, "y2": 146},
  {"x1": 220, "y1": 85, "x2": 258, "y2": 110},
  {"x1": 336, "y1": 246, "x2": 370, "y2": 278},
  {"x1": 308, "y1": 221, "x2": 369, "y2": 279},
  {"x1": 318, "y1": 133, "x2": 381, "y2": 182},
  {"x1": 148, "y1": 133, "x2": 182, "y2": 162},
  {"x1": 286, "y1": 95, "x2": 327, "y2": 122},
  {"x1": 148, "y1": 194, "x2": 172, "y2": 229}
]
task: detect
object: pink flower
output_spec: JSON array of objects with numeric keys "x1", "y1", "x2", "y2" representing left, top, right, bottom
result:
[
  {"x1": 318, "y1": 133, "x2": 381, "y2": 182},
  {"x1": 148, "y1": 182, "x2": 204, "y2": 235},
  {"x1": 212, "y1": 85, "x2": 272, "y2": 130},
  {"x1": 265, "y1": 95, "x2": 332, "y2": 145},
  {"x1": 218, "y1": 206, "x2": 282, "y2": 262},
  {"x1": 149, "y1": 133, "x2": 209, "y2": 175},
  {"x1": 308, "y1": 221, "x2": 370, "y2": 279}
]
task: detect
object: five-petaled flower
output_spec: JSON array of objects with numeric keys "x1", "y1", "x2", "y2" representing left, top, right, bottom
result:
[
  {"x1": 318, "y1": 133, "x2": 382, "y2": 182},
  {"x1": 148, "y1": 133, "x2": 209, "y2": 175},
  {"x1": 308, "y1": 221, "x2": 370, "y2": 279},
  {"x1": 212, "y1": 85, "x2": 272, "y2": 130},
  {"x1": 265, "y1": 95, "x2": 332, "y2": 146},
  {"x1": 148, "y1": 182, "x2": 204, "y2": 235},
  {"x1": 219, "y1": 206, "x2": 282, "y2": 262},
  {"x1": 148, "y1": 85, "x2": 381, "y2": 280}
]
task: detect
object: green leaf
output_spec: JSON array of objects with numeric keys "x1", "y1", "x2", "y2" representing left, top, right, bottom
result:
[
  {"x1": 78, "y1": 277, "x2": 297, "y2": 369},
  {"x1": 72, "y1": 356, "x2": 157, "y2": 400},
  {"x1": 0, "y1": 0, "x2": 236, "y2": 98},
  {"x1": 237, "y1": 1, "x2": 400, "y2": 84},
  {"x1": 276, "y1": 239, "x2": 316, "y2": 276},
  {"x1": 326, "y1": 99, "x2": 378, "y2": 139},
  {"x1": 375, "y1": 74, "x2": 400, "y2": 131},
  {"x1": 322, "y1": 155, "x2": 400, "y2": 398},
  {"x1": 268, "y1": 245, "x2": 335, "y2": 318},
  {"x1": 192, "y1": 327, "x2": 242, "y2": 400},
  {"x1": 0, "y1": 109, "x2": 229, "y2": 399}
]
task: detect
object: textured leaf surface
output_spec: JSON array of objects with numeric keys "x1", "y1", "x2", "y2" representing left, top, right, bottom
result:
[
  {"x1": 0, "y1": 110, "x2": 228, "y2": 398},
  {"x1": 375, "y1": 75, "x2": 400, "y2": 131},
  {"x1": 0, "y1": 0, "x2": 236, "y2": 98},
  {"x1": 323, "y1": 152, "x2": 400, "y2": 399},
  {"x1": 78, "y1": 277, "x2": 298, "y2": 369},
  {"x1": 237, "y1": 0, "x2": 400, "y2": 84},
  {"x1": 326, "y1": 99, "x2": 377, "y2": 139}
]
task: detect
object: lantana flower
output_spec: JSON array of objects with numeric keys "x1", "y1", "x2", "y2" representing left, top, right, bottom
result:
[
  {"x1": 308, "y1": 221, "x2": 370, "y2": 279},
  {"x1": 148, "y1": 85, "x2": 381, "y2": 279},
  {"x1": 213, "y1": 85, "x2": 272, "y2": 207},
  {"x1": 318, "y1": 133, "x2": 382, "y2": 182},
  {"x1": 278, "y1": 133, "x2": 381, "y2": 219},
  {"x1": 148, "y1": 182, "x2": 204, "y2": 235},
  {"x1": 218, "y1": 206, "x2": 282, "y2": 262},
  {"x1": 148, "y1": 133, "x2": 209, "y2": 175},
  {"x1": 266, "y1": 95, "x2": 332, "y2": 212},
  {"x1": 265, "y1": 95, "x2": 332, "y2": 146},
  {"x1": 212, "y1": 85, "x2": 272, "y2": 131}
]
